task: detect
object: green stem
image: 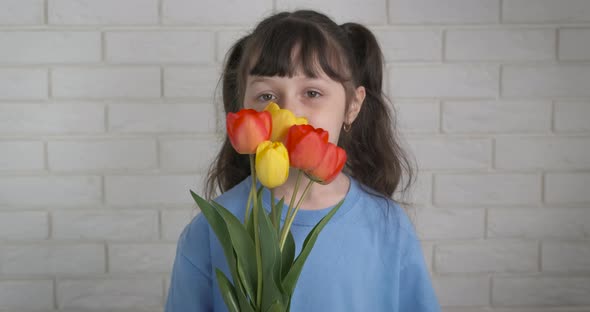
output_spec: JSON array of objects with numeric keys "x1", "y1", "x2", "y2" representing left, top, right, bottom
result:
[
  {"x1": 249, "y1": 155, "x2": 263, "y2": 309},
  {"x1": 244, "y1": 185, "x2": 253, "y2": 226},
  {"x1": 279, "y1": 178, "x2": 314, "y2": 251},
  {"x1": 278, "y1": 170, "x2": 302, "y2": 251},
  {"x1": 270, "y1": 188, "x2": 277, "y2": 230}
]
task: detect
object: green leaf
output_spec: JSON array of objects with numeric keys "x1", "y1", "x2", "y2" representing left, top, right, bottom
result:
[
  {"x1": 216, "y1": 268, "x2": 240, "y2": 312},
  {"x1": 273, "y1": 197, "x2": 285, "y2": 233},
  {"x1": 282, "y1": 199, "x2": 344, "y2": 295},
  {"x1": 265, "y1": 301, "x2": 286, "y2": 312},
  {"x1": 280, "y1": 229, "x2": 295, "y2": 280},
  {"x1": 236, "y1": 256, "x2": 256, "y2": 311}
]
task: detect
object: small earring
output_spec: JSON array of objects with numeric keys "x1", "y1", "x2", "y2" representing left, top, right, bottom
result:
[{"x1": 343, "y1": 122, "x2": 351, "y2": 132}]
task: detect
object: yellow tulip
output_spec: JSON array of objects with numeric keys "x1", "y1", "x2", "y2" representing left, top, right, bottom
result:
[
  {"x1": 255, "y1": 141, "x2": 289, "y2": 188},
  {"x1": 264, "y1": 102, "x2": 308, "y2": 142}
]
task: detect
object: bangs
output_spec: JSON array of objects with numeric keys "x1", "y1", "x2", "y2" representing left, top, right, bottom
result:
[{"x1": 245, "y1": 19, "x2": 352, "y2": 82}]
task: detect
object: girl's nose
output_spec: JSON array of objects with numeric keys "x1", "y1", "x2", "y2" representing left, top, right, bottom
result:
[{"x1": 278, "y1": 95, "x2": 302, "y2": 116}]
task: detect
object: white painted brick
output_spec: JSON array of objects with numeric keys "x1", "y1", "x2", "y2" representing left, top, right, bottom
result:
[
  {"x1": 503, "y1": 0, "x2": 590, "y2": 23},
  {"x1": 543, "y1": 241, "x2": 590, "y2": 272},
  {"x1": 163, "y1": 0, "x2": 272, "y2": 25},
  {"x1": 432, "y1": 276, "x2": 490, "y2": 306},
  {"x1": 106, "y1": 31, "x2": 214, "y2": 64},
  {"x1": 108, "y1": 243, "x2": 176, "y2": 273},
  {"x1": 407, "y1": 138, "x2": 491, "y2": 170},
  {"x1": 446, "y1": 29, "x2": 555, "y2": 61},
  {"x1": 488, "y1": 208, "x2": 590, "y2": 239},
  {"x1": 416, "y1": 208, "x2": 484, "y2": 240},
  {"x1": 0, "y1": 176, "x2": 101, "y2": 206},
  {"x1": 394, "y1": 172, "x2": 432, "y2": 206},
  {"x1": 496, "y1": 137, "x2": 590, "y2": 170},
  {"x1": 108, "y1": 103, "x2": 216, "y2": 133},
  {"x1": 0, "y1": 280, "x2": 53, "y2": 310},
  {"x1": 49, "y1": 0, "x2": 158, "y2": 25},
  {"x1": 0, "y1": 0, "x2": 44, "y2": 25},
  {"x1": 57, "y1": 278, "x2": 162, "y2": 310},
  {"x1": 217, "y1": 29, "x2": 250, "y2": 62},
  {"x1": 435, "y1": 174, "x2": 540, "y2": 205},
  {"x1": 276, "y1": 0, "x2": 387, "y2": 24},
  {"x1": 161, "y1": 209, "x2": 197, "y2": 241},
  {"x1": 52, "y1": 67, "x2": 160, "y2": 98},
  {"x1": 0, "y1": 31, "x2": 101, "y2": 64},
  {"x1": 435, "y1": 240, "x2": 538, "y2": 273},
  {"x1": 555, "y1": 101, "x2": 590, "y2": 132},
  {"x1": 0, "y1": 243, "x2": 104, "y2": 274},
  {"x1": 545, "y1": 173, "x2": 590, "y2": 204},
  {"x1": 52, "y1": 210, "x2": 158, "y2": 241},
  {"x1": 0, "y1": 103, "x2": 105, "y2": 134},
  {"x1": 395, "y1": 101, "x2": 440, "y2": 133},
  {"x1": 0, "y1": 68, "x2": 47, "y2": 99},
  {"x1": 502, "y1": 65, "x2": 590, "y2": 97},
  {"x1": 164, "y1": 66, "x2": 221, "y2": 98},
  {"x1": 421, "y1": 241, "x2": 434, "y2": 274},
  {"x1": 0, "y1": 211, "x2": 48, "y2": 240},
  {"x1": 373, "y1": 29, "x2": 441, "y2": 62},
  {"x1": 48, "y1": 139, "x2": 157, "y2": 172},
  {"x1": 493, "y1": 276, "x2": 590, "y2": 306},
  {"x1": 442, "y1": 101, "x2": 551, "y2": 133},
  {"x1": 390, "y1": 65, "x2": 499, "y2": 98},
  {"x1": 160, "y1": 137, "x2": 221, "y2": 172},
  {"x1": 0, "y1": 141, "x2": 44, "y2": 171},
  {"x1": 105, "y1": 175, "x2": 204, "y2": 205},
  {"x1": 389, "y1": 0, "x2": 499, "y2": 24},
  {"x1": 560, "y1": 28, "x2": 590, "y2": 60}
]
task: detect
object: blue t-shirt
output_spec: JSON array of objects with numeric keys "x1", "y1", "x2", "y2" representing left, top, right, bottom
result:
[{"x1": 165, "y1": 175, "x2": 441, "y2": 311}]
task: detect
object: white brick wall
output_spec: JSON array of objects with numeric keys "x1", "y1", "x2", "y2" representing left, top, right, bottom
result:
[{"x1": 0, "y1": 0, "x2": 589, "y2": 311}]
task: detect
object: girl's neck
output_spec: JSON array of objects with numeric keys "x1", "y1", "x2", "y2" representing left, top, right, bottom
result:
[{"x1": 268, "y1": 169, "x2": 350, "y2": 211}]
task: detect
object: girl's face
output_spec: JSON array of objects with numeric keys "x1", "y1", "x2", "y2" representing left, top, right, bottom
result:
[{"x1": 243, "y1": 69, "x2": 351, "y2": 145}]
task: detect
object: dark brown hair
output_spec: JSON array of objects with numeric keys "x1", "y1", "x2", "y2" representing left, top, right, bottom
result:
[{"x1": 206, "y1": 10, "x2": 415, "y2": 207}]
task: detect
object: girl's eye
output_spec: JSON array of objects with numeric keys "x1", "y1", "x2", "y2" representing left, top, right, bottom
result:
[
  {"x1": 306, "y1": 90, "x2": 321, "y2": 98},
  {"x1": 258, "y1": 93, "x2": 276, "y2": 102}
]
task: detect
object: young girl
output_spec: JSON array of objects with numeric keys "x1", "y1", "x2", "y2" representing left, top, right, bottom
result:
[{"x1": 166, "y1": 10, "x2": 440, "y2": 312}]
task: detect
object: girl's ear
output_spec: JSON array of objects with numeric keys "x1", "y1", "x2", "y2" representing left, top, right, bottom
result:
[{"x1": 346, "y1": 86, "x2": 366, "y2": 124}]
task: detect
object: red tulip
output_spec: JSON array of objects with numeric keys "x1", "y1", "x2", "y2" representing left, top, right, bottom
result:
[
  {"x1": 284, "y1": 125, "x2": 329, "y2": 171},
  {"x1": 306, "y1": 143, "x2": 347, "y2": 184},
  {"x1": 226, "y1": 109, "x2": 272, "y2": 154}
]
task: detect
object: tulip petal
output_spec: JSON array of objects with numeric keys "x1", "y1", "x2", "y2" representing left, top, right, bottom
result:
[{"x1": 256, "y1": 141, "x2": 289, "y2": 188}]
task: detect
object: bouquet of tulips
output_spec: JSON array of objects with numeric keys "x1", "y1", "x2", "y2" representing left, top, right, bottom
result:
[{"x1": 189, "y1": 102, "x2": 347, "y2": 312}]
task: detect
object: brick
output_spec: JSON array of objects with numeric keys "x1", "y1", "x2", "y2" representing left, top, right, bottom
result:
[
  {"x1": 389, "y1": 0, "x2": 499, "y2": 24},
  {"x1": 0, "y1": 141, "x2": 44, "y2": 171},
  {"x1": 0, "y1": 103, "x2": 105, "y2": 134},
  {"x1": 48, "y1": 139, "x2": 157, "y2": 171},
  {"x1": 503, "y1": 0, "x2": 590, "y2": 23},
  {"x1": 161, "y1": 209, "x2": 196, "y2": 241},
  {"x1": 502, "y1": 65, "x2": 590, "y2": 97},
  {"x1": 49, "y1": 0, "x2": 158, "y2": 25},
  {"x1": 105, "y1": 175, "x2": 205, "y2": 205},
  {"x1": 421, "y1": 241, "x2": 434, "y2": 274},
  {"x1": 543, "y1": 241, "x2": 590, "y2": 272},
  {"x1": 545, "y1": 173, "x2": 590, "y2": 204},
  {"x1": 0, "y1": 69, "x2": 47, "y2": 99},
  {"x1": 108, "y1": 103, "x2": 216, "y2": 133},
  {"x1": 434, "y1": 173, "x2": 540, "y2": 205},
  {"x1": 496, "y1": 137, "x2": 590, "y2": 170},
  {"x1": 164, "y1": 66, "x2": 221, "y2": 98},
  {"x1": 162, "y1": 0, "x2": 272, "y2": 25},
  {"x1": 493, "y1": 276, "x2": 590, "y2": 306},
  {"x1": 159, "y1": 137, "x2": 222, "y2": 172},
  {"x1": 0, "y1": 280, "x2": 53, "y2": 310},
  {"x1": 407, "y1": 138, "x2": 491, "y2": 170},
  {"x1": 555, "y1": 101, "x2": 590, "y2": 132},
  {"x1": 0, "y1": 176, "x2": 101, "y2": 206},
  {"x1": 394, "y1": 101, "x2": 440, "y2": 133},
  {"x1": 277, "y1": 0, "x2": 386, "y2": 24},
  {"x1": 446, "y1": 29, "x2": 554, "y2": 61},
  {"x1": 106, "y1": 31, "x2": 214, "y2": 64},
  {"x1": 435, "y1": 240, "x2": 537, "y2": 273},
  {"x1": 432, "y1": 276, "x2": 489, "y2": 306},
  {"x1": 0, "y1": 0, "x2": 44, "y2": 25},
  {"x1": 0, "y1": 243, "x2": 104, "y2": 274},
  {"x1": 390, "y1": 65, "x2": 499, "y2": 98},
  {"x1": 394, "y1": 172, "x2": 432, "y2": 206},
  {"x1": 52, "y1": 67, "x2": 160, "y2": 98},
  {"x1": 217, "y1": 29, "x2": 250, "y2": 62},
  {"x1": 52, "y1": 210, "x2": 158, "y2": 241},
  {"x1": 57, "y1": 278, "x2": 161, "y2": 309},
  {"x1": 442, "y1": 100, "x2": 551, "y2": 133},
  {"x1": 373, "y1": 29, "x2": 441, "y2": 62},
  {"x1": 560, "y1": 28, "x2": 590, "y2": 60},
  {"x1": 416, "y1": 208, "x2": 484, "y2": 240},
  {"x1": 488, "y1": 208, "x2": 590, "y2": 239},
  {"x1": 108, "y1": 243, "x2": 176, "y2": 273},
  {"x1": 0, "y1": 211, "x2": 48, "y2": 239},
  {"x1": 0, "y1": 31, "x2": 100, "y2": 64}
]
